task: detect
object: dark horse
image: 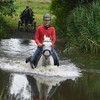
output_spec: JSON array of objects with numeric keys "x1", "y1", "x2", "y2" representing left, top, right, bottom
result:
[{"x1": 20, "y1": 8, "x2": 34, "y2": 26}]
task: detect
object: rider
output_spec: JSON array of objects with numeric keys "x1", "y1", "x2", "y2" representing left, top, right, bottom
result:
[
  {"x1": 20, "y1": 6, "x2": 29, "y2": 24},
  {"x1": 26, "y1": 13, "x2": 59, "y2": 66},
  {"x1": 20, "y1": 6, "x2": 34, "y2": 25}
]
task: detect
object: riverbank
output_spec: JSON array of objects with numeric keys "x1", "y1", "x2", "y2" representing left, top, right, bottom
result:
[{"x1": 10, "y1": 28, "x2": 35, "y2": 39}]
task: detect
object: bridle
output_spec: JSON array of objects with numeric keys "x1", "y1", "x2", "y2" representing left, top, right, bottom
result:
[
  {"x1": 42, "y1": 49, "x2": 52, "y2": 58},
  {"x1": 42, "y1": 37, "x2": 52, "y2": 59}
]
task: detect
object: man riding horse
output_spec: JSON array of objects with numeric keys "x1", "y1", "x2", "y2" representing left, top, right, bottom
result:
[
  {"x1": 26, "y1": 13, "x2": 59, "y2": 67},
  {"x1": 20, "y1": 6, "x2": 34, "y2": 25}
]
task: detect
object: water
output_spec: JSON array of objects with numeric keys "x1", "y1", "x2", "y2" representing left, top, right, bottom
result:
[{"x1": 0, "y1": 39, "x2": 100, "y2": 100}]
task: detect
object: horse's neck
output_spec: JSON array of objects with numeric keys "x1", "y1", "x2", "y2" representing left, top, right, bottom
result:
[{"x1": 37, "y1": 55, "x2": 54, "y2": 67}]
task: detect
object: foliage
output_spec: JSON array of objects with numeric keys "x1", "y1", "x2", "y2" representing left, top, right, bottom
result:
[
  {"x1": 0, "y1": 14, "x2": 11, "y2": 39},
  {"x1": 50, "y1": 0, "x2": 78, "y2": 37},
  {"x1": 0, "y1": 0, "x2": 15, "y2": 16},
  {"x1": 0, "y1": 0, "x2": 15, "y2": 39},
  {"x1": 50, "y1": 0, "x2": 94, "y2": 37},
  {"x1": 65, "y1": 1, "x2": 100, "y2": 54},
  {"x1": 51, "y1": 0, "x2": 100, "y2": 54}
]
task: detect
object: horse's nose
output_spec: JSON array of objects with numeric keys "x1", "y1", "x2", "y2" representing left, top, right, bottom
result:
[
  {"x1": 44, "y1": 51, "x2": 49, "y2": 56},
  {"x1": 43, "y1": 49, "x2": 51, "y2": 58}
]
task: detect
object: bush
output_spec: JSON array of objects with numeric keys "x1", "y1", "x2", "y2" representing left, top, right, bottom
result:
[
  {"x1": 0, "y1": 15, "x2": 11, "y2": 39},
  {"x1": 66, "y1": 1, "x2": 100, "y2": 53},
  {"x1": 51, "y1": 0, "x2": 100, "y2": 54}
]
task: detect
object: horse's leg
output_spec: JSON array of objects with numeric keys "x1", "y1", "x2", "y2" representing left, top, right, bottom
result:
[{"x1": 49, "y1": 56, "x2": 55, "y2": 65}]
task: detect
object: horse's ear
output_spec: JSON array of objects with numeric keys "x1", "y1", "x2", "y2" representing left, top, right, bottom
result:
[{"x1": 44, "y1": 35, "x2": 46, "y2": 40}]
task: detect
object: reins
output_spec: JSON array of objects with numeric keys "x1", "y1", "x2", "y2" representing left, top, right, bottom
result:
[{"x1": 42, "y1": 49, "x2": 52, "y2": 57}]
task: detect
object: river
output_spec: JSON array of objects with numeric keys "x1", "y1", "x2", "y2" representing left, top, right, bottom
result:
[{"x1": 0, "y1": 38, "x2": 100, "y2": 100}]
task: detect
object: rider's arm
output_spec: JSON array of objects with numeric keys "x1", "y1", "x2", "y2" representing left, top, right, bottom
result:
[
  {"x1": 34, "y1": 27, "x2": 42, "y2": 47},
  {"x1": 37, "y1": 43, "x2": 42, "y2": 47},
  {"x1": 35, "y1": 29, "x2": 39, "y2": 44},
  {"x1": 51, "y1": 27, "x2": 56, "y2": 46}
]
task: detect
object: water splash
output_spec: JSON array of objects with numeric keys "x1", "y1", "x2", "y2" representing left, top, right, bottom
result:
[
  {"x1": 0, "y1": 57, "x2": 81, "y2": 79},
  {"x1": 0, "y1": 39, "x2": 81, "y2": 79}
]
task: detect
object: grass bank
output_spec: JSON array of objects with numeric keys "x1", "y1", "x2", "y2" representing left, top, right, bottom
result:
[{"x1": 5, "y1": 0, "x2": 51, "y2": 28}]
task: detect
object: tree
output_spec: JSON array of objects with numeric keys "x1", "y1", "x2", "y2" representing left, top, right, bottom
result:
[
  {"x1": 0, "y1": 0, "x2": 15, "y2": 38},
  {"x1": 50, "y1": 0, "x2": 94, "y2": 36},
  {"x1": 0, "y1": 0, "x2": 15, "y2": 16},
  {"x1": 51, "y1": 0, "x2": 100, "y2": 53}
]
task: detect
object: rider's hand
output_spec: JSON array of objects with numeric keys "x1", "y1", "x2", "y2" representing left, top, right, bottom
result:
[{"x1": 37, "y1": 43, "x2": 42, "y2": 47}]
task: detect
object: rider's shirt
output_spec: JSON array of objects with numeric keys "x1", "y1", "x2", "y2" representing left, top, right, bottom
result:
[{"x1": 35, "y1": 24, "x2": 56, "y2": 46}]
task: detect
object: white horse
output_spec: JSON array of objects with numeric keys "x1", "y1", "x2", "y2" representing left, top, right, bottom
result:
[
  {"x1": 36, "y1": 36, "x2": 54, "y2": 67},
  {"x1": 30, "y1": 36, "x2": 57, "y2": 68}
]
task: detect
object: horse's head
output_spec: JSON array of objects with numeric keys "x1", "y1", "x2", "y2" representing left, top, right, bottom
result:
[{"x1": 42, "y1": 36, "x2": 52, "y2": 59}]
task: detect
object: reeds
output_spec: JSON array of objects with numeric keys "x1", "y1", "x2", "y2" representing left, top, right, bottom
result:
[{"x1": 65, "y1": 1, "x2": 100, "y2": 53}]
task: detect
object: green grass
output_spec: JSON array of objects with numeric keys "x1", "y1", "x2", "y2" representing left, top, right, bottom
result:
[{"x1": 5, "y1": 0, "x2": 51, "y2": 28}]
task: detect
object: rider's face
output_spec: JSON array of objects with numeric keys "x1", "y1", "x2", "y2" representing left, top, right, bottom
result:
[{"x1": 43, "y1": 20, "x2": 50, "y2": 26}]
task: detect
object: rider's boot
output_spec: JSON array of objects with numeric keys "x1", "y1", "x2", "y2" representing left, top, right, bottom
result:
[
  {"x1": 25, "y1": 56, "x2": 32, "y2": 63},
  {"x1": 52, "y1": 54, "x2": 59, "y2": 66}
]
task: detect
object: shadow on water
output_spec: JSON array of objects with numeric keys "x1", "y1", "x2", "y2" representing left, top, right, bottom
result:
[{"x1": 0, "y1": 39, "x2": 100, "y2": 100}]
